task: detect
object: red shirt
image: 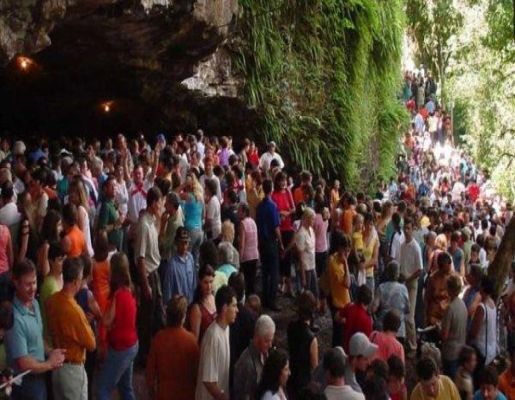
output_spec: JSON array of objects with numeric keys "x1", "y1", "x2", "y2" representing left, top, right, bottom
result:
[
  {"x1": 340, "y1": 303, "x2": 373, "y2": 354},
  {"x1": 271, "y1": 190, "x2": 295, "y2": 232},
  {"x1": 108, "y1": 288, "x2": 138, "y2": 350},
  {"x1": 469, "y1": 184, "x2": 480, "y2": 203}
]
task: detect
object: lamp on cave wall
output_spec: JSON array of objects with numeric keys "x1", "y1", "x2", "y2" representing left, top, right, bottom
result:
[
  {"x1": 101, "y1": 101, "x2": 114, "y2": 113},
  {"x1": 16, "y1": 56, "x2": 34, "y2": 71}
]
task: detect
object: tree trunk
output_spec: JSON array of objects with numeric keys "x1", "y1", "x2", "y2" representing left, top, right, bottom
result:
[{"x1": 488, "y1": 215, "x2": 515, "y2": 299}]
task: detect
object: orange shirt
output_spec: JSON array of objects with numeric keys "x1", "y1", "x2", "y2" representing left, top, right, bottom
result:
[
  {"x1": 499, "y1": 369, "x2": 515, "y2": 400},
  {"x1": 46, "y1": 290, "x2": 96, "y2": 363},
  {"x1": 341, "y1": 208, "x2": 356, "y2": 236},
  {"x1": 92, "y1": 258, "x2": 111, "y2": 354},
  {"x1": 146, "y1": 327, "x2": 200, "y2": 400},
  {"x1": 293, "y1": 186, "x2": 305, "y2": 205},
  {"x1": 66, "y1": 225, "x2": 87, "y2": 257}
]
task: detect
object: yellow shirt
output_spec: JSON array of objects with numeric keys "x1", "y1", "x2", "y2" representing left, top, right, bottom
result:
[
  {"x1": 410, "y1": 375, "x2": 460, "y2": 400},
  {"x1": 363, "y1": 233, "x2": 378, "y2": 278},
  {"x1": 46, "y1": 290, "x2": 96, "y2": 363},
  {"x1": 328, "y1": 253, "x2": 351, "y2": 309}
]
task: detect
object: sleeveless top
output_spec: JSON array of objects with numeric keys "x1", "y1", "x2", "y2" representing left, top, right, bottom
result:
[
  {"x1": 288, "y1": 320, "x2": 315, "y2": 392},
  {"x1": 473, "y1": 302, "x2": 498, "y2": 365},
  {"x1": 183, "y1": 194, "x2": 203, "y2": 231},
  {"x1": 241, "y1": 217, "x2": 259, "y2": 262},
  {"x1": 199, "y1": 303, "x2": 216, "y2": 343}
]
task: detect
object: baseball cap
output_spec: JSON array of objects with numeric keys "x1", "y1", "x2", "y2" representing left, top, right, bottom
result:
[
  {"x1": 174, "y1": 227, "x2": 190, "y2": 243},
  {"x1": 349, "y1": 332, "x2": 378, "y2": 358}
]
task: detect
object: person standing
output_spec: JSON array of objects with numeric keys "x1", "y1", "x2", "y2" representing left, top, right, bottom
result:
[
  {"x1": 232, "y1": 315, "x2": 276, "y2": 400},
  {"x1": 238, "y1": 203, "x2": 259, "y2": 295},
  {"x1": 398, "y1": 217, "x2": 422, "y2": 356},
  {"x1": 96, "y1": 253, "x2": 138, "y2": 400},
  {"x1": 160, "y1": 227, "x2": 196, "y2": 305},
  {"x1": 441, "y1": 275, "x2": 467, "y2": 380},
  {"x1": 146, "y1": 295, "x2": 200, "y2": 400},
  {"x1": 4, "y1": 259, "x2": 66, "y2": 400},
  {"x1": 195, "y1": 285, "x2": 239, "y2": 400},
  {"x1": 256, "y1": 179, "x2": 284, "y2": 311},
  {"x1": 134, "y1": 186, "x2": 165, "y2": 365},
  {"x1": 46, "y1": 257, "x2": 96, "y2": 400},
  {"x1": 97, "y1": 176, "x2": 124, "y2": 250}
]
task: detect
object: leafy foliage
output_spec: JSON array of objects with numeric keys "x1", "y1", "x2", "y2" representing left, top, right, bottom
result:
[
  {"x1": 234, "y1": 0, "x2": 408, "y2": 189},
  {"x1": 406, "y1": 0, "x2": 464, "y2": 107}
]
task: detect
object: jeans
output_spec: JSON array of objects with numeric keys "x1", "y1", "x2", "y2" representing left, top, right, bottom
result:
[
  {"x1": 96, "y1": 342, "x2": 139, "y2": 400},
  {"x1": 260, "y1": 240, "x2": 280, "y2": 307},
  {"x1": 365, "y1": 277, "x2": 375, "y2": 300},
  {"x1": 188, "y1": 229, "x2": 204, "y2": 268},
  {"x1": 12, "y1": 374, "x2": 47, "y2": 400}
]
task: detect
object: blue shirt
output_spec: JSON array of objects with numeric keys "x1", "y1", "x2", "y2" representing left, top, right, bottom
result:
[
  {"x1": 473, "y1": 390, "x2": 506, "y2": 400},
  {"x1": 182, "y1": 194, "x2": 203, "y2": 231},
  {"x1": 5, "y1": 296, "x2": 47, "y2": 399},
  {"x1": 218, "y1": 264, "x2": 237, "y2": 279},
  {"x1": 161, "y1": 252, "x2": 197, "y2": 305},
  {"x1": 256, "y1": 196, "x2": 280, "y2": 242}
]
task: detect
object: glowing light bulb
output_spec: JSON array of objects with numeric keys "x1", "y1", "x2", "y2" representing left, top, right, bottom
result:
[
  {"x1": 104, "y1": 104, "x2": 110, "y2": 112},
  {"x1": 17, "y1": 56, "x2": 33, "y2": 71}
]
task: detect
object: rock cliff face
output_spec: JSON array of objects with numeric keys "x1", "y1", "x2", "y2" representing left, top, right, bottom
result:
[{"x1": 0, "y1": 0, "x2": 254, "y2": 137}]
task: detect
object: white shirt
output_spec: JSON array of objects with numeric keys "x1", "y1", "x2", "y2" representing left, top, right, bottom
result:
[
  {"x1": 78, "y1": 205, "x2": 94, "y2": 257},
  {"x1": 390, "y1": 230, "x2": 405, "y2": 262},
  {"x1": 324, "y1": 385, "x2": 365, "y2": 400},
  {"x1": 259, "y1": 151, "x2": 284, "y2": 171},
  {"x1": 127, "y1": 178, "x2": 153, "y2": 225},
  {"x1": 205, "y1": 196, "x2": 222, "y2": 239},
  {"x1": 295, "y1": 225, "x2": 316, "y2": 271},
  {"x1": 399, "y1": 238, "x2": 423, "y2": 279},
  {"x1": 195, "y1": 322, "x2": 230, "y2": 400},
  {"x1": 200, "y1": 174, "x2": 222, "y2": 202},
  {"x1": 0, "y1": 202, "x2": 21, "y2": 227}
]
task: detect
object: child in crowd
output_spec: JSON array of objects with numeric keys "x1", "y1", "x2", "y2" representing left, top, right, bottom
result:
[
  {"x1": 454, "y1": 345, "x2": 477, "y2": 400},
  {"x1": 387, "y1": 355, "x2": 407, "y2": 400}
]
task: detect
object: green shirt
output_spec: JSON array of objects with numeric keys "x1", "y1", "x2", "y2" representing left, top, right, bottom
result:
[
  {"x1": 39, "y1": 275, "x2": 60, "y2": 340},
  {"x1": 98, "y1": 199, "x2": 122, "y2": 250}
]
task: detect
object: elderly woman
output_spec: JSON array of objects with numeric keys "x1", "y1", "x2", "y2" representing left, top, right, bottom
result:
[
  {"x1": 294, "y1": 207, "x2": 318, "y2": 298},
  {"x1": 372, "y1": 261, "x2": 410, "y2": 341},
  {"x1": 218, "y1": 220, "x2": 239, "y2": 268}
]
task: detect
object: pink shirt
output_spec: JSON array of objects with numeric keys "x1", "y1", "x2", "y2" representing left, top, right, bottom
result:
[
  {"x1": 0, "y1": 225, "x2": 9, "y2": 274},
  {"x1": 370, "y1": 331, "x2": 405, "y2": 363},
  {"x1": 240, "y1": 217, "x2": 259, "y2": 262},
  {"x1": 313, "y1": 213, "x2": 328, "y2": 253}
]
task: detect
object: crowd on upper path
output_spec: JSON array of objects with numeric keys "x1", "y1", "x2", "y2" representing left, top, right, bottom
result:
[{"x1": 0, "y1": 68, "x2": 512, "y2": 400}]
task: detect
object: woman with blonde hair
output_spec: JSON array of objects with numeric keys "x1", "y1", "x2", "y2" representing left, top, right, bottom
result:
[
  {"x1": 429, "y1": 234, "x2": 448, "y2": 273},
  {"x1": 68, "y1": 178, "x2": 94, "y2": 257},
  {"x1": 180, "y1": 171, "x2": 204, "y2": 266}
]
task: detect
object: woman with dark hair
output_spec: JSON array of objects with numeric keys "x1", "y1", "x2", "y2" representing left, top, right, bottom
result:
[
  {"x1": 271, "y1": 171, "x2": 295, "y2": 297},
  {"x1": 287, "y1": 291, "x2": 319, "y2": 397},
  {"x1": 188, "y1": 265, "x2": 216, "y2": 342},
  {"x1": 256, "y1": 348, "x2": 290, "y2": 400},
  {"x1": 327, "y1": 230, "x2": 352, "y2": 347},
  {"x1": 96, "y1": 252, "x2": 138, "y2": 400},
  {"x1": 36, "y1": 209, "x2": 62, "y2": 278},
  {"x1": 468, "y1": 276, "x2": 498, "y2": 383},
  {"x1": 238, "y1": 203, "x2": 259, "y2": 295},
  {"x1": 372, "y1": 261, "x2": 409, "y2": 343}
]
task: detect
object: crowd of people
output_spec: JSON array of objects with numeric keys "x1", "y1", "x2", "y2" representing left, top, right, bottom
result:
[{"x1": 0, "y1": 70, "x2": 512, "y2": 400}]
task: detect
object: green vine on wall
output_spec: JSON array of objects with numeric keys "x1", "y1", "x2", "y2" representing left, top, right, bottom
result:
[{"x1": 234, "y1": 0, "x2": 409, "y2": 189}]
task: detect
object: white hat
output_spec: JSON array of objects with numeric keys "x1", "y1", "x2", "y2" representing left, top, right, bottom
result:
[
  {"x1": 349, "y1": 332, "x2": 378, "y2": 358},
  {"x1": 13, "y1": 141, "x2": 26, "y2": 156}
]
